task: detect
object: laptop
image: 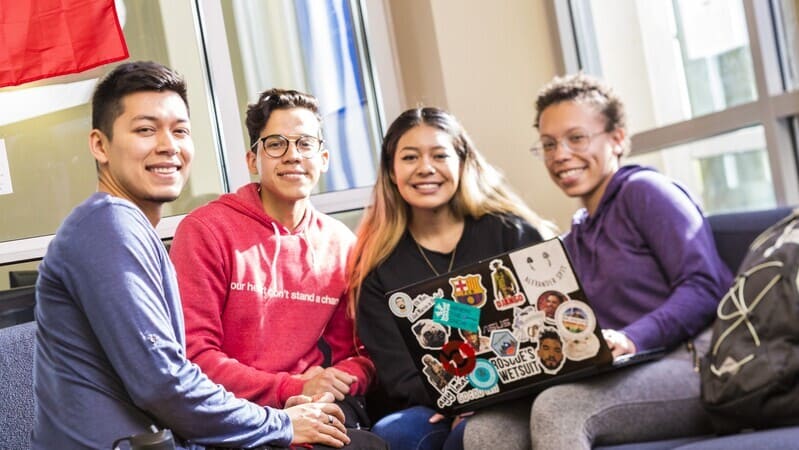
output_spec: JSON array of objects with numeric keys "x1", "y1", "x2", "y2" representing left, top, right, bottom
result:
[{"x1": 387, "y1": 237, "x2": 664, "y2": 415}]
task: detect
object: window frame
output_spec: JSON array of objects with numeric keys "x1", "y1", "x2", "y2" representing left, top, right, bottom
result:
[
  {"x1": 0, "y1": 0, "x2": 400, "y2": 265},
  {"x1": 548, "y1": 0, "x2": 799, "y2": 207}
]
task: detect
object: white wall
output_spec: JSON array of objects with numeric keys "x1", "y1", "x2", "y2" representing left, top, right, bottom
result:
[{"x1": 386, "y1": 0, "x2": 580, "y2": 229}]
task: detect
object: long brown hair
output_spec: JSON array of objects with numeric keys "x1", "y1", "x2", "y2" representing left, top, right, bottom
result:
[{"x1": 347, "y1": 107, "x2": 555, "y2": 318}]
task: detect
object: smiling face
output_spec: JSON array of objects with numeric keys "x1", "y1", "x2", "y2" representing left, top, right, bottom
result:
[
  {"x1": 538, "y1": 336, "x2": 564, "y2": 370},
  {"x1": 90, "y1": 90, "x2": 193, "y2": 223},
  {"x1": 391, "y1": 124, "x2": 462, "y2": 216},
  {"x1": 538, "y1": 100, "x2": 625, "y2": 215},
  {"x1": 247, "y1": 107, "x2": 329, "y2": 216}
]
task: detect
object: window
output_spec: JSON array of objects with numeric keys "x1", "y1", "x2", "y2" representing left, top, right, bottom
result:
[
  {"x1": 0, "y1": 0, "x2": 387, "y2": 264},
  {"x1": 554, "y1": 0, "x2": 799, "y2": 212}
]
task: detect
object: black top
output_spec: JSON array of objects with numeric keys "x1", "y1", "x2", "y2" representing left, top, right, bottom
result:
[{"x1": 357, "y1": 213, "x2": 543, "y2": 416}]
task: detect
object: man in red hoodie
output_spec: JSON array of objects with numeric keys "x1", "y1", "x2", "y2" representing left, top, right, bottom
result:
[{"x1": 170, "y1": 89, "x2": 375, "y2": 430}]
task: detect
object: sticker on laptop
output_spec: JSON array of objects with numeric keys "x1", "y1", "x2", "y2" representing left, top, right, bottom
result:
[
  {"x1": 412, "y1": 319, "x2": 450, "y2": 350},
  {"x1": 432, "y1": 297, "x2": 480, "y2": 332},
  {"x1": 536, "y1": 290, "x2": 569, "y2": 322},
  {"x1": 489, "y1": 346, "x2": 541, "y2": 383},
  {"x1": 388, "y1": 292, "x2": 412, "y2": 318},
  {"x1": 439, "y1": 340, "x2": 477, "y2": 377},
  {"x1": 489, "y1": 259, "x2": 526, "y2": 310},
  {"x1": 467, "y1": 359, "x2": 499, "y2": 390},
  {"x1": 536, "y1": 328, "x2": 566, "y2": 374},
  {"x1": 421, "y1": 354, "x2": 455, "y2": 393},
  {"x1": 449, "y1": 274, "x2": 487, "y2": 308},
  {"x1": 459, "y1": 328, "x2": 491, "y2": 355},
  {"x1": 408, "y1": 288, "x2": 443, "y2": 322},
  {"x1": 554, "y1": 300, "x2": 596, "y2": 340},
  {"x1": 508, "y1": 239, "x2": 579, "y2": 301},
  {"x1": 489, "y1": 329, "x2": 518, "y2": 358},
  {"x1": 512, "y1": 306, "x2": 546, "y2": 343},
  {"x1": 563, "y1": 333, "x2": 600, "y2": 361}
]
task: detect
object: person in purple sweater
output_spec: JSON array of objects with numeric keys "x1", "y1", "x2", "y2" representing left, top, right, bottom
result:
[
  {"x1": 463, "y1": 73, "x2": 733, "y2": 450},
  {"x1": 529, "y1": 73, "x2": 732, "y2": 448}
]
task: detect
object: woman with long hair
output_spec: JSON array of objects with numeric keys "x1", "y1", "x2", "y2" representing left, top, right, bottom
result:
[{"x1": 347, "y1": 107, "x2": 553, "y2": 450}]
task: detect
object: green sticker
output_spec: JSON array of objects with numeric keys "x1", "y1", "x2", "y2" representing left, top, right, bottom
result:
[{"x1": 432, "y1": 297, "x2": 480, "y2": 332}]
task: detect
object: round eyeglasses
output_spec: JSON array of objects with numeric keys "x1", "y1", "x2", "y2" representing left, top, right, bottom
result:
[
  {"x1": 530, "y1": 130, "x2": 608, "y2": 161},
  {"x1": 250, "y1": 134, "x2": 324, "y2": 159}
]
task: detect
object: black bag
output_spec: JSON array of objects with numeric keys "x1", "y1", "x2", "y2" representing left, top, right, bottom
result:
[{"x1": 701, "y1": 210, "x2": 799, "y2": 433}]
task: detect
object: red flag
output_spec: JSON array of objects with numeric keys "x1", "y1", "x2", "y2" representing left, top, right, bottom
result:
[{"x1": 0, "y1": 0, "x2": 129, "y2": 88}]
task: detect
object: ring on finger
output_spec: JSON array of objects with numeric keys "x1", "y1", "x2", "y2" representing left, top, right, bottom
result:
[{"x1": 328, "y1": 414, "x2": 334, "y2": 425}]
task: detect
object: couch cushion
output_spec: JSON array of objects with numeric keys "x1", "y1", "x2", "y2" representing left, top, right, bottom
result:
[
  {"x1": 0, "y1": 321, "x2": 37, "y2": 450},
  {"x1": 707, "y1": 207, "x2": 794, "y2": 273}
]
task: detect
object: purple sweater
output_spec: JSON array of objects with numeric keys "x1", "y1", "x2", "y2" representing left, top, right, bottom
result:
[{"x1": 563, "y1": 165, "x2": 732, "y2": 351}]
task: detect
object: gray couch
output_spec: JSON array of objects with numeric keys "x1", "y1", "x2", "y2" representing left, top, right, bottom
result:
[{"x1": 0, "y1": 321, "x2": 36, "y2": 450}]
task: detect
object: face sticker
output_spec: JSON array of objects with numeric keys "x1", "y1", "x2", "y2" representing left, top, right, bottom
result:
[
  {"x1": 489, "y1": 259, "x2": 526, "y2": 310},
  {"x1": 536, "y1": 328, "x2": 566, "y2": 374},
  {"x1": 449, "y1": 274, "x2": 487, "y2": 308},
  {"x1": 563, "y1": 333, "x2": 601, "y2": 361},
  {"x1": 412, "y1": 319, "x2": 450, "y2": 350},
  {"x1": 508, "y1": 239, "x2": 579, "y2": 302},
  {"x1": 512, "y1": 306, "x2": 546, "y2": 343},
  {"x1": 438, "y1": 340, "x2": 477, "y2": 376},
  {"x1": 467, "y1": 359, "x2": 499, "y2": 390},
  {"x1": 554, "y1": 300, "x2": 596, "y2": 341},
  {"x1": 459, "y1": 327, "x2": 491, "y2": 354},
  {"x1": 388, "y1": 292, "x2": 411, "y2": 318},
  {"x1": 421, "y1": 354, "x2": 454, "y2": 393},
  {"x1": 489, "y1": 329, "x2": 519, "y2": 358},
  {"x1": 536, "y1": 290, "x2": 569, "y2": 321}
]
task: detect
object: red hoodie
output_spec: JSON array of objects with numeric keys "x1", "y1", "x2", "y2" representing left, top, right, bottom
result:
[{"x1": 170, "y1": 183, "x2": 374, "y2": 407}]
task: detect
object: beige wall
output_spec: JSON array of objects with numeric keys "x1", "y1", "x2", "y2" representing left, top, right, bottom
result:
[{"x1": 386, "y1": 0, "x2": 581, "y2": 230}]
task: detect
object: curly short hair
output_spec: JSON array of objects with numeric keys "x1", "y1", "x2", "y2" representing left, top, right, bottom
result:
[{"x1": 534, "y1": 73, "x2": 626, "y2": 132}]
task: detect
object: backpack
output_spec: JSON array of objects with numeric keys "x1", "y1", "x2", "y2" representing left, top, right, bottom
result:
[{"x1": 701, "y1": 210, "x2": 799, "y2": 433}]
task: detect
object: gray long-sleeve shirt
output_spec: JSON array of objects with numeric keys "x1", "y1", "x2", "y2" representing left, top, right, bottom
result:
[{"x1": 32, "y1": 193, "x2": 291, "y2": 449}]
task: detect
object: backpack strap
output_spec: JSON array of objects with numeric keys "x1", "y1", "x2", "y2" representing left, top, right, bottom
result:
[{"x1": 710, "y1": 261, "x2": 783, "y2": 376}]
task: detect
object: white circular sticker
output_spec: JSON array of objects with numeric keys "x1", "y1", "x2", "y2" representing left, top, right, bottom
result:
[
  {"x1": 388, "y1": 292, "x2": 412, "y2": 318},
  {"x1": 554, "y1": 300, "x2": 596, "y2": 340}
]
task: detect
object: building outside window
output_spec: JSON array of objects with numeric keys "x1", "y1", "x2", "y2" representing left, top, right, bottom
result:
[
  {"x1": 0, "y1": 0, "x2": 386, "y2": 268},
  {"x1": 555, "y1": 0, "x2": 799, "y2": 214}
]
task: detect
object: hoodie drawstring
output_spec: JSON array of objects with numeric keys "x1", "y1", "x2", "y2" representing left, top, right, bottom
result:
[{"x1": 269, "y1": 221, "x2": 280, "y2": 294}]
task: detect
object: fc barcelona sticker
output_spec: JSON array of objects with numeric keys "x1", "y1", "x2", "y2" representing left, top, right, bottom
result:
[{"x1": 449, "y1": 274, "x2": 487, "y2": 307}]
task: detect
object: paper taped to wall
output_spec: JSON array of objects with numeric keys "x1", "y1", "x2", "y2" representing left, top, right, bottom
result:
[{"x1": 0, "y1": 139, "x2": 13, "y2": 195}]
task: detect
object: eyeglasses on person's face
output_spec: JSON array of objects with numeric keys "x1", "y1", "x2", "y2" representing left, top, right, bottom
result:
[
  {"x1": 250, "y1": 134, "x2": 324, "y2": 159},
  {"x1": 530, "y1": 129, "x2": 608, "y2": 161}
]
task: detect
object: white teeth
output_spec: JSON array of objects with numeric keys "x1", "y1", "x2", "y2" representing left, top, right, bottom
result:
[
  {"x1": 558, "y1": 168, "x2": 583, "y2": 179},
  {"x1": 414, "y1": 183, "x2": 439, "y2": 189},
  {"x1": 151, "y1": 167, "x2": 177, "y2": 174}
]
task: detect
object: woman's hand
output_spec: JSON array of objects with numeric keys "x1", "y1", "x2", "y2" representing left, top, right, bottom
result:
[{"x1": 602, "y1": 329, "x2": 636, "y2": 358}]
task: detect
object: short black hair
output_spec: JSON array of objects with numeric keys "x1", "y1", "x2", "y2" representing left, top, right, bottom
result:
[
  {"x1": 92, "y1": 61, "x2": 188, "y2": 139},
  {"x1": 245, "y1": 88, "x2": 321, "y2": 149}
]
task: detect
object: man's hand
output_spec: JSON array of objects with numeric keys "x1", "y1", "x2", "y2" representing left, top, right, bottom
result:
[
  {"x1": 285, "y1": 396, "x2": 349, "y2": 448},
  {"x1": 602, "y1": 329, "x2": 636, "y2": 358},
  {"x1": 300, "y1": 366, "x2": 356, "y2": 401}
]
